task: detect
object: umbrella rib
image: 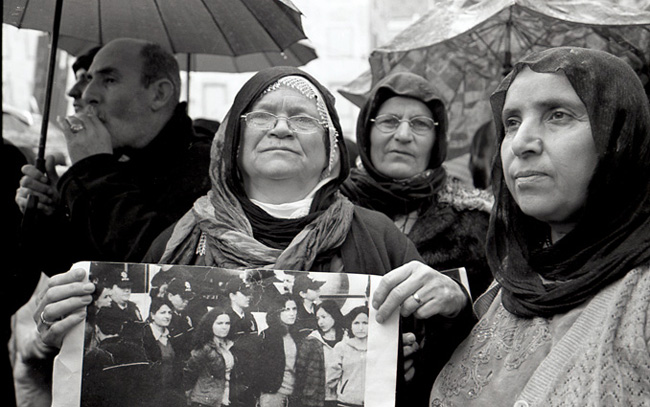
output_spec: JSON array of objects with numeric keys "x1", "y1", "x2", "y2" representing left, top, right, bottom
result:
[
  {"x1": 472, "y1": 31, "x2": 502, "y2": 62},
  {"x1": 97, "y1": 0, "x2": 103, "y2": 44},
  {"x1": 240, "y1": 0, "x2": 281, "y2": 50},
  {"x1": 200, "y1": 0, "x2": 236, "y2": 56},
  {"x1": 152, "y1": 0, "x2": 175, "y2": 52},
  {"x1": 17, "y1": 0, "x2": 32, "y2": 27},
  {"x1": 241, "y1": 0, "x2": 306, "y2": 50}
]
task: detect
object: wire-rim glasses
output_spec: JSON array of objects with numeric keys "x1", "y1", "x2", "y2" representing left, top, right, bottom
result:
[
  {"x1": 371, "y1": 114, "x2": 438, "y2": 135},
  {"x1": 241, "y1": 111, "x2": 325, "y2": 133}
]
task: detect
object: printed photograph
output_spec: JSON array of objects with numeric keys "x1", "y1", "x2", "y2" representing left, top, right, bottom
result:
[{"x1": 56, "y1": 261, "x2": 397, "y2": 407}]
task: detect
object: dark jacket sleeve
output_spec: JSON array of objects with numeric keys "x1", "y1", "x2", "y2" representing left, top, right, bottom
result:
[
  {"x1": 340, "y1": 206, "x2": 423, "y2": 275},
  {"x1": 142, "y1": 222, "x2": 176, "y2": 263},
  {"x1": 294, "y1": 337, "x2": 326, "y2": 407},
  {"x1": 57, "y1": 135, "x2": 210, "y2": 263},
  {"x1": 255, "y1": 330, "x2": 286, "y2": 394},
  {"x1": 183, "y1": 345, "x2": 225, "y2": 391}
]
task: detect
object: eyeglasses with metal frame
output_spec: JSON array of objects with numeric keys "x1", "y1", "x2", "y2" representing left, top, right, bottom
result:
[
  {"x1": 241, "y1": 111, "x2": 325, "y2": 133},
  {"x1": 370, "y1": 114, "x2": 438, "y2": 135}
]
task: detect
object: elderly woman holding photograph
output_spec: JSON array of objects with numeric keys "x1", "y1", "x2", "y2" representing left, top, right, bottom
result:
[
  {"x1": 32, "y1": 66, "x2": 473, "y2": 405},
  {"x1": 430, "y1": 47, "x2": 650, "y2": 407}
]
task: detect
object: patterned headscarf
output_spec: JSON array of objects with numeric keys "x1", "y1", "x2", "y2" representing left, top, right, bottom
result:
[
  {"x1": 160, "y1": 67, "x2": 354, "y2": 269},
  {"x1": 488, "y1": 47, "x2": 650, "y2": 317},
  {"x1": 263, "y1": 75, "x2": 340, "y2": 178}
]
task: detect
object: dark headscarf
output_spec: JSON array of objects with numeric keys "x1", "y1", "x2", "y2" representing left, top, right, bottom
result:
[
  {"x1": 488, "y1": 47, "x2": 650, "y2": 318},
  {"x1": 341, "y1": 72, "x2": 449, "y2": 217}
]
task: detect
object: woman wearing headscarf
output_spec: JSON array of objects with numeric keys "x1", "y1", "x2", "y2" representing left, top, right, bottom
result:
[
  {"x1": 340, "y1": 72, "x2": 493, "y2": 403},
  {"x1": 35, "y1": 67, "x2": 472, "y2": 405},
  {"x1": 430, "y1": 47, "x2": 650, "y2": 407},
  {"x1": 341, "y1": 71, "x2": 494, "y2": 299}
]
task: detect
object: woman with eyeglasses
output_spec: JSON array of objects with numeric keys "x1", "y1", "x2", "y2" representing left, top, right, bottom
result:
[{"x1": 340, "y1": 71, "x2": 494, "y2": 404}]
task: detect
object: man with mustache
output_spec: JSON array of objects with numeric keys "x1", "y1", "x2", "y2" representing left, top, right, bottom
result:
[{"x1": 15, "y1": 38, "x2": 211, "y2": 272}]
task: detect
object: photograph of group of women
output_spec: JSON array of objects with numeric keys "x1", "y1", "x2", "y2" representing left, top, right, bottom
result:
[{"x1": 75, "y1": 262, "x2": 391, "y2": 407}]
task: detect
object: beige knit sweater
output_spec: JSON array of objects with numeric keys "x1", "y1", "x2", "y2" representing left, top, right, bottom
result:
[{"x1": 430, "y1": 264, "x2": 650, "y2": 407}]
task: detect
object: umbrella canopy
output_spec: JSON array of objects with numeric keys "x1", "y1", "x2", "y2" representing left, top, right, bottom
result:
[
  {"x1": 174, "y1": 41, "x2": 317, "y2": 74},
  {"x1": 45, "y1": 0, "x2": 318, "y2": 73},
  {"x1": 4, "y1": 0, "x2": 310, "y2": 56},
  {"x1": 339, "y1": 0, "x2": 650, "y2": 156},
  {"x1": 3, "y1": 0, "x2": 315, "y2": 167}
]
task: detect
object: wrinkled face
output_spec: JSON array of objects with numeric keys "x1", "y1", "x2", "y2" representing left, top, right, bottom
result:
[
  {"x1": 230, "y1": 291, "x2": 251, "y2": 309},
  {"x1": 94, "y1": 287, "x2": 112, "y2": 309},
  {"x1": 500, "y1": 68, "x2": 598, "y2": 232},
  {"x1": 111, "y1": 285, "x2": 131, "y2": 305},
  {"x1": 68, "y1": 68, "x2": 91, "y2": 113},
  {"x1": 168, "y1": 293, "x2": 189, "y2": 312},
  {"x1": 82, "y1": 41, "x2": 153, "y2": 149},
  {"x1": 350, "y1": 312, "x2": 368, "y2": 339},
  {"x1": 316, "y1": 308, "x2": 335, "y2": 333},
  {"x1": 280, "y1": 300, "x2": 298, "y2": 326},
  {"x1": 212, "y1": 314, "x2": 231, "y2": 338},
  {"x1": 151, "y1": 304, "x2": 172, "y2": 328},
  {"x1": 238, "y1": 87, "x2": 328, "y2": 196},
  {"x1": 370, "y1": 96, "x2": 436, "y2": 179}
]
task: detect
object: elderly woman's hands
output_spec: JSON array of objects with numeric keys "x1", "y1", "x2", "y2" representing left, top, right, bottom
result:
[
  {"x1": 372, "y1": 260, "x2": 468, "y2": 323},
  {"x1": 373, "y1": 261, "x2": 469, "y2": 383},
  {"x1": 34, "y1": 268, "x2": 95, "y2": 349}
]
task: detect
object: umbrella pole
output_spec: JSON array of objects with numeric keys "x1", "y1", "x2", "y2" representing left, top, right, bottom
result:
[
  {"x1": 21, "y1": 0, "x2": 64, "y2": 241},
  {"x1": 35, "y1": 0, "x2": 64, "y2": 174},
  {"x1": 186, "y1": 54, "x2": 191, "y2": 106}
]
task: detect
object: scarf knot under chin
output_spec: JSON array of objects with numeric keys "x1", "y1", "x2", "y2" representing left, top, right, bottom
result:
[
  {"x1": 341, "y1": 165, "x2": 447, "y2": 218},
  {"x1": 160, "y1": 191, "x2": 355, "y2": 271}
]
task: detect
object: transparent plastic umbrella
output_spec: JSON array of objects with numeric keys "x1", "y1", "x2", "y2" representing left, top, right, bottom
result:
[{"x1": 339, "y1": 0, "x2": 650, "y2": 156}]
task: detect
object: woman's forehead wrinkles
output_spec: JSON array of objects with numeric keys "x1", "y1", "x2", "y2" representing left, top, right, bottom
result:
[{"x1": 253, "y1": 90, "x2": 319, "y2": 115}]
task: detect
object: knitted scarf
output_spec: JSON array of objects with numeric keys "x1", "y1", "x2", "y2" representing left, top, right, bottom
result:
[
  {"x1": 487, "y1": 47, "x2": 650, "y2": 317},
  {"x1": 160, "y1": 67, "x2": 354, "y2": 270},
  {"x1": 340, "y1": 72, "x2": 448, "y2": 218}
]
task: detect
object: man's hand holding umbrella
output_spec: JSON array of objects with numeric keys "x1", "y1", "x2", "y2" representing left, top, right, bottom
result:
[{"x1": 16, "y1": 156, "x2": 61, "y2": 216}]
